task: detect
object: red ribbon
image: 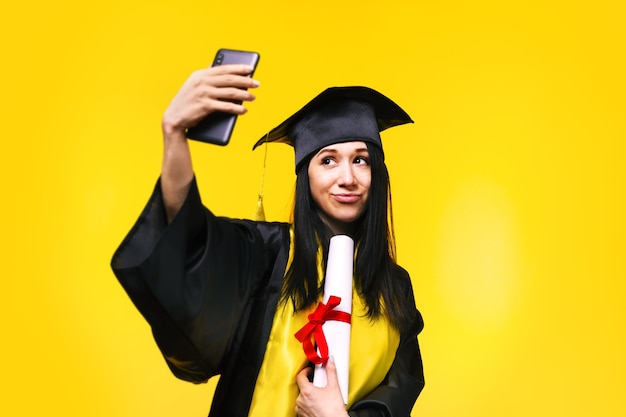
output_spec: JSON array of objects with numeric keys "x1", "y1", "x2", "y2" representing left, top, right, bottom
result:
[{"x1": 294, "y1": 295, "x2": 352, "y2": 365}]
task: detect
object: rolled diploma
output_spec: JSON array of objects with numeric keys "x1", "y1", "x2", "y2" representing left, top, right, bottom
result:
[{"x1": 313, "y1": 234, "x2": 354, "y2": 404}]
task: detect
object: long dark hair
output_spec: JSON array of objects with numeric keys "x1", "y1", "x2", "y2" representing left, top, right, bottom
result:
[{"x1": 281, "y1": 142, "x2": 415, "y2": 331}]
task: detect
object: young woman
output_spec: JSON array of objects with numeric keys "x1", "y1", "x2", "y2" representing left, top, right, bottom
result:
[{"x1": 111, "y1": 64, "x2": 424, "y2": 417}]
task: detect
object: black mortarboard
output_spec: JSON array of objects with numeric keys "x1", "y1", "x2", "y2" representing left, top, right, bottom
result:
[{"x1": 252, "y1": 86, "x2": 413, "y2": 172}]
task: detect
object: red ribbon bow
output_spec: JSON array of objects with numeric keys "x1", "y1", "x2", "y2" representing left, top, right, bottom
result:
[{"x1": 294, "y1": 295, "x2": 352, "y2": 365}]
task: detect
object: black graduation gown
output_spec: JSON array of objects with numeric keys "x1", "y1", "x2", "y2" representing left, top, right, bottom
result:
[{"x1": 111, "y1": 177, "x2": 425, "y2": 417}]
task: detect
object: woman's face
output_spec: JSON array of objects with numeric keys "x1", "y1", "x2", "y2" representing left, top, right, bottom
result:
[{"x1": 307, "y1": 141, "x2": 371, "y2": 235}]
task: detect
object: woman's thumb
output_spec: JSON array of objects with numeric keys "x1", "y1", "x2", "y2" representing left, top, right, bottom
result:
[{"x1": 326, "y1": 356, "x2": 340, "y2": 386}]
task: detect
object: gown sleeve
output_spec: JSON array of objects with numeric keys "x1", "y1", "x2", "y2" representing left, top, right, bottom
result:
[
  {"x1": 348, "y1": 268, "x2": 425, "y2": 417},
  {"x1": 110, "y1": 177, "x2": 282, "y2": 384}
]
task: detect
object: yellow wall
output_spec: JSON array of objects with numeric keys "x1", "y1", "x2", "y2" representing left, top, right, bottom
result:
[{"x1": 2, "y1": 1, "x2": 625, "y2": 415}]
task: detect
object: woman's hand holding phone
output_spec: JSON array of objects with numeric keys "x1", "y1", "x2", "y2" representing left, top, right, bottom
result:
[{"x1": 185, "y1": 49, "x2": 260, "y2": 145}]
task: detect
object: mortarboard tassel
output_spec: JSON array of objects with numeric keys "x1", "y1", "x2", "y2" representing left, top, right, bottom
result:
[
  {"x1": 255, "y1": 192, "x2": 265, "y2": 221},
  {"x1": 254, "y1": 137, "x2": 269, "y2": 221}
]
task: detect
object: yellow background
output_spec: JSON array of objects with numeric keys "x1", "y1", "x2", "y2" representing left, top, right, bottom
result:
[{"x1": 2, "y1": 0, "x2": 625, "y2": 416}]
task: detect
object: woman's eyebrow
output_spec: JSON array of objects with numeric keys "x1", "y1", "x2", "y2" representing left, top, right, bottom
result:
[
  {"x1": 317, "y1": 147, "x2": 369, "y2": 156},
  {"x1": 316, "y1": 148, "x2": 339, "y2": 157}
]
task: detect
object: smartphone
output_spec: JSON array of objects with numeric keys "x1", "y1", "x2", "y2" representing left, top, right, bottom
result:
[{"x1": 187, "y1": 49, "x2": 260, "y2": 145}]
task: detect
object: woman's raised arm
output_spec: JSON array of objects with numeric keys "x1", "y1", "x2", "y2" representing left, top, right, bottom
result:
[{"x1": 160, "y1": 64, "x2": 259, "y2": 222}]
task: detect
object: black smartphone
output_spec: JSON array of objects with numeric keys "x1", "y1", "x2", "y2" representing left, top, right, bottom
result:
[{"x1": 187, "y1": 48, "x2": 260, "y2": 145}]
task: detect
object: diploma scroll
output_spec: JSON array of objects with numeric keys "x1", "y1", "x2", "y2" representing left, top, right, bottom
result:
[{"x1": 313, "y1": 235, "x2": 354, "y2": 404}]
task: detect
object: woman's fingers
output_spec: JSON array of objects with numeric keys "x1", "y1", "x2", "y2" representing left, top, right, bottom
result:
[
  {"x1": 196, "y1": 85, "x2": 256, "y2": 108},
  {"x1": 190, "y1": 67, "x2": 258, "y2": 107},
  {"x1": 162, "y1": 66, "x2": 259, "y2": 131},
  {"x1": 201, "y1": 64, "x2": 260, "y2": 89},
  {"x1": 324, "y1": 357, "x2": 341, "y2": 390}
]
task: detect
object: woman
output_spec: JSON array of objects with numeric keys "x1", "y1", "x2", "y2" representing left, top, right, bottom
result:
[{"x1": 111, "y1": 64, "x2": 425, "y2": 417}]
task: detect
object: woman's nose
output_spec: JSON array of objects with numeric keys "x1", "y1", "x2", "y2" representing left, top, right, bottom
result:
[{"x1": 338, "y1": 164, "x2": 356, "y2": 186}]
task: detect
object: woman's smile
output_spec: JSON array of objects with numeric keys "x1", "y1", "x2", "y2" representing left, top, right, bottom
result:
[{"x1": 332, "y1": 193, "x2": 361, "y2": 203}]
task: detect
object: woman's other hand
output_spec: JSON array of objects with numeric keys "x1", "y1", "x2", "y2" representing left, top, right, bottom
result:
[{"x1": 295, "y1": 358, "x2": 350, "y2": 417}]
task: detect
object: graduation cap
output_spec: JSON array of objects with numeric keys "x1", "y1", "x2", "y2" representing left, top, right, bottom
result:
[
  {"x1": 251, "y1": 86, "x2": 413, "y2": 221},
  {"x1": 252, "y1": 86, "x2": 414, "y2": 172}
]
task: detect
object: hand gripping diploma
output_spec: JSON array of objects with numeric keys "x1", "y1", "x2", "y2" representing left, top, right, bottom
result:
[{"x1": 295, "y1": 357, "x2": 349, "y2": 417}]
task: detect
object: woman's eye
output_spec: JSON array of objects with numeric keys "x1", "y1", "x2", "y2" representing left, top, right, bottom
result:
[
  {"x1": 354, "y1": 156, "x2": 369, "y2": 165},
  {"x1": 321, "y1": 157, "x2": 333, "y2": 165}
]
